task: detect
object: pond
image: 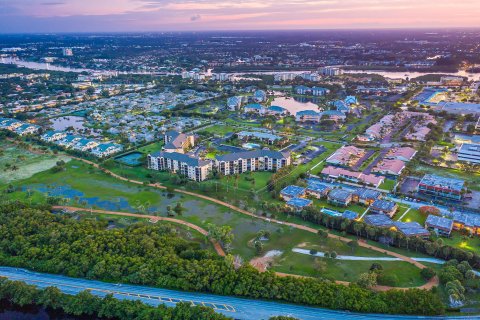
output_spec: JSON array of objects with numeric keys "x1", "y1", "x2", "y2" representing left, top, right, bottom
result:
[
  {"x1": 50, "y1": 116, "x2": 86, "y2": 131},
  {"x1": 115, "y1": 152, "x2": 144, "y2": 166},
  {"x1": 270, "y1": 97, "x2": 321, "y2": 114}
]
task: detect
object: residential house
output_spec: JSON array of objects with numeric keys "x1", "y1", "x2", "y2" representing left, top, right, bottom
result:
[
  {"x1": 286, "y1": 198, "x2": 312, "y2": 212},
  {"x1": 306, "y1": 180, "x2": 331, "y2": 199},
  {"x1": 254, "y1": 90, "x2": 267, "y2": 102},
  {"x1": 91, "y1": 143, "x2": 123, "y2": 158},
  {"x1": 353, "y1": 188, "x2": 382, "y2": 205},
  {"x1": 244, "y1": 103, "x2": 265, "y2": 114},
  {"x1": 265, "y1": 105, "x2": 287, "y2": 116},
  {"x1": 372, "y1": 159, "x2": 405, "y2": 177},
  {"x1": 281, "y1": 185, "x2": 306, "y2": 201},
  {"x1": 41, "y1": 131, "x2": 67, "y2": 142},
  {"x1": 326, "y1": 145, "x2": 366, "y2": 168},
  {"x1": 327, "y1": 189, "x2": 353, "y2": 207},
  {"x1": 296, "y1": 110, "x2": 322, "y2": 123},
  {"x1": 425, "y1": 215, "x2": 454, "y2": 237},
  {"x1": 321, "y1": 166, "x2": 385, "y2": 188},
  {"x1": 385, "y1": 147, "x2": 417, "y2": 162},
  {"x1": 369, "y1": 199, "x2": 398, "y2": 217}
]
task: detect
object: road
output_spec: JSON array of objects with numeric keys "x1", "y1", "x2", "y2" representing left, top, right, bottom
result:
[{"x1": 0, "y1": 267, "x2": 471, "y2": 320}]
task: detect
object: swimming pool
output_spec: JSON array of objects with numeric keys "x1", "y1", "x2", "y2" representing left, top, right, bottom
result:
[
  {"x1": 242, "y1": 143, "x2": 261, "y2": 150},
  {"x1": 321, "y1": 208, "x2": 342, "y2": 217}
]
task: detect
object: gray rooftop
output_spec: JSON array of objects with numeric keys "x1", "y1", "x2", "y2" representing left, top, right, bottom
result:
[{"x1": 215, "y1": 149, "x2": 289, "y2": 162}]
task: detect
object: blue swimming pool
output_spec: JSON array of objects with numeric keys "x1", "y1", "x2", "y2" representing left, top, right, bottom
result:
[
  {"x1": 242, "y1": 143, "x2": 261, "y2": 150},
  {"x1": 321, "y1": 208, "x2": 342, "y2": 217}
]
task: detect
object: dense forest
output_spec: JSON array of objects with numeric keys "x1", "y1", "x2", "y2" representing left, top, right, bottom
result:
[
  {"x1": 0, "y1": 201, "x2": 444, "y2": 315},
  {"x1": 0, "y1": 278, "x2": 229, "y2": 320}
]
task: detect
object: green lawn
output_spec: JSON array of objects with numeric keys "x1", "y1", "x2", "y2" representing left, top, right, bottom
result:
[
  {"x1": 273, "y1": 251, "x2": 426, "y2": 287},
  {"x1": 0, "y1": 141, "x2": 70, "y2": 184},
  {"x1": 136, "y1": 141, "x2": 165, "y2": 155},
  {"x1": 379, "y1": 179, "x2": 396, "y2": 192},
  {"x1": 197, "y1": 124, "x2": 238, "y2": 136}
]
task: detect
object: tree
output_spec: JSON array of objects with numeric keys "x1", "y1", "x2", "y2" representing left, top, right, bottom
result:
[
  {"x1": 357, "y1": 272, "x2": 377, "y2": 288},
  {"x1": 174, "y1": 202, "x2": 184, "y2": 216},
  {"x1": 421, "y1": 267, "x2": 436, "y2": 280},
  {"x1": 347, "y1": 240, "x2": 358, "y2": 253}
]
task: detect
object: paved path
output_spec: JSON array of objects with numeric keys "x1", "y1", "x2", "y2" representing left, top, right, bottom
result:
[
  {"x1": 52, "y1": 206, "x2": 225, "y2": 257},
  {"x1": 292, "y1": 248, "x2": 446, "y2": 264},
  {"x1": 70, "y1": 157, "x2": 439, "y2": 289}
]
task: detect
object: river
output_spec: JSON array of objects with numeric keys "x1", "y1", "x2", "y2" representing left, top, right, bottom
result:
[
  {"x1": 1, "y1": 57, "x2": 92, "y2": 73},
  {"x1": 235, "y1": 69, "x2": 480, "y2": 81}
]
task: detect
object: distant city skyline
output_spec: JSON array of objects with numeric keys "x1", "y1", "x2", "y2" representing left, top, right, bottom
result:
[{"x1": 0, "y1": 0, "x2": 479, "y2": 33}]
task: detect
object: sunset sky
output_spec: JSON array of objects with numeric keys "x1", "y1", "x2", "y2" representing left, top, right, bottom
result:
[{"x1": 0, "y1": 0, "x2": 479, "y2": 33}]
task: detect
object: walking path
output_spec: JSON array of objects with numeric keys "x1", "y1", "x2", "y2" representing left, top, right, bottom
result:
[
  {"x1": 69, "y1": 157, "x2": 439, "y2": 289},
  {"x1": 52, "y1": 206, "x2": 226, "y2": 257},
  {"x1": 292, "y1": 248, "x2": 446, "y2": 264}
]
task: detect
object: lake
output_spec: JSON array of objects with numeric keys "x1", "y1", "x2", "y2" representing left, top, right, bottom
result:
[
  {"x1": 50, "y1": 116, "x2": 86, "y2": 131},
  {"x1": 270, "y1": 97, "x2": 321, "y2": 114}
]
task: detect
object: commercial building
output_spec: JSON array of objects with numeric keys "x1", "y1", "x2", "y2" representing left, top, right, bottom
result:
[
  {"x1": 417, "y1": 174, "x2": 465, "y2": 201},
  {"x1": 148, "y1": 151, "x2": 211, "y2": 182},
  {"x1": 215, "y1": 150, "x2": 290, "y2": 176}
]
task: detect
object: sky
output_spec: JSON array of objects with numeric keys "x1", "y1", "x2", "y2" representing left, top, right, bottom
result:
[{"x1": 0, "y1": 0, "x2": 479, "y2": 33}]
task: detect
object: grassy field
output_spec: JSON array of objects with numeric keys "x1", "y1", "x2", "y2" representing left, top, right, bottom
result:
[
  {"x1": 136, "y1": 141, "x2": 165, "y2": 155},
  {"x1": 197, "y1": 124, "x2": 238, "y2": 136},
  {"x1": 273, "y1": 251, "x2": 426, "y2": 287},
  {"x1": 0, "y1": 141, "x2": 70, "y2": 184},
  {"x1": 1, "y1": 157, "x2": 413, "y2": 276},
  {"x1": 379, "y1": 179, "x2": 396, "y2": 192}
]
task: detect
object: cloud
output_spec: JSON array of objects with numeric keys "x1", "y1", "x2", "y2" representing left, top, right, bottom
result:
[
  {"x1": 40, "y1": 2, "x2": 65, "y2": 5},
  {"x1": 190, "y1": 14, "x2": 201, "y2": 21}
]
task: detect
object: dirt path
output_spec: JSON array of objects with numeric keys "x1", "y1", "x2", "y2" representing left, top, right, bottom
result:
[
  {"x1": 52, "y1": 206, "x2": 225, "y2": 257},
  {"x1": 275, "y1": 272, "x2": 438, "y2": 291},
  {"x1": 71, "y1": 157, "x2": 438, "y2": 289}
]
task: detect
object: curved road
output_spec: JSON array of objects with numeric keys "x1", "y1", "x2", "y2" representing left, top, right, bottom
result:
[
  {"x1": 0, "y1": 267, "x2": 468, "y2": 320},
  {"x1": 70, "y1": 157, "x2": 439, "y2": 289}
]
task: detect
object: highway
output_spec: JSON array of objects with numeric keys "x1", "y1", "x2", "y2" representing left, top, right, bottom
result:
[{"x1": 0, "y1": 267, "x2": 476, "y2": 320}]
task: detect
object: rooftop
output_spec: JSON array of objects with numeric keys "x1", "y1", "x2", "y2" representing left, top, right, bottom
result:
[
  {"x1": 286, "y1": 198, "x2": 312, "y2": 208},
  {"x1": 425, "y1": 215, "x2": 454, "y2": 231},
  {"x1": 419, "y1": 174, "x2": 465, "y2": 192},
  {"x1": 281, "y1": 185, "x2": 306, "y2": 197},
  {"x1": 215, "y1": 149, "x2": 289, "y2": 162}
]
